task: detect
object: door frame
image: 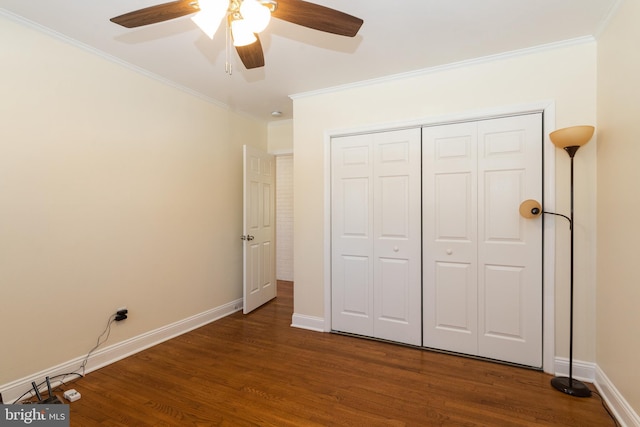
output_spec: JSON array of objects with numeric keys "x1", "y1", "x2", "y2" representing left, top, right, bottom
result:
[{"x1": 323, "y1": 100, "x2": 557, "y2": 374}]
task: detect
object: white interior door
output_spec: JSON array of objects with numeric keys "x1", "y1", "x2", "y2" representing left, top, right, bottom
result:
[
  {"x1": 243, "y1": 145, "x2": 276, "y2": 314},
  {"x1": 422, "y1": 113, "x2": 543, "y2": 367},
  {"x1": 331, "y1": 129, "x2": 422, "y2": 345}
]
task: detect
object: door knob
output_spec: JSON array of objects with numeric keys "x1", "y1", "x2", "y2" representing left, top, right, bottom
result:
[
  {"x1": 519, "y1": 199, "x2": 542, "y2": 218},
  {"x1": 241, "y1": 235, "x2": 255, "y2": 241}
]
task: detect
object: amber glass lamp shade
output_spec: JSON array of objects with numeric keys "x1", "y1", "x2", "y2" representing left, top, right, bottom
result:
[{"x1": 549, "y1": 126, "x2": 595, "y2": 149}]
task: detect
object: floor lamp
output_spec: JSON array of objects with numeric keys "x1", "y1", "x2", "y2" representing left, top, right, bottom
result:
[
  {"x1": 520, "y1": 125, "x2": 595, "y2": 398},
  {"x1": 548, "y1": 125, "x2": 595, "y2": 397}
]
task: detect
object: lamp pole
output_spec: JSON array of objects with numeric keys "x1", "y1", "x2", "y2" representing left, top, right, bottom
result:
[
  {"x1": 550, "y1": 145, "x2": 591, "y2": 397},
  {"x1": 521, "y1": 125, "x2": 594, "y2": 397}
]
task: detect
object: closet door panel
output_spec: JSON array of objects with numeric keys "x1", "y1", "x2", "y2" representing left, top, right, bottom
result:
[
  {"x1": 423, "y1": 113, "x2": 543, "y2": 367},
  {"x1": 332, "y1": 129, "x2": 421, "y2": 345},
  {"x1": 477, "y1": 114, "x2": 543, "y2": 367},
  {"x1": 434, "y1": 261, "x2": 475, "y2": 335},
  {"x1": 483, "y1": 265, "x2": 525, "y2": 338},
  {"x1": 331, "y1": 135, "x2": 375, "y2": 337},
  {"x1": 423, "y1": 122, "x2": 478, "y2": 353},
  {"x1": 378, "y1": 257, "x2": 410, "y2": 320},
  {"x1": 373, "y1": 129, "x2": 422, "y2": 346}
]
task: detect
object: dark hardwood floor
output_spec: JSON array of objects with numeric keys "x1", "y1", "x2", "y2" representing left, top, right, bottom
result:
[{"x1": 59, "y1": 281, "x2": 615, "y2": 426}]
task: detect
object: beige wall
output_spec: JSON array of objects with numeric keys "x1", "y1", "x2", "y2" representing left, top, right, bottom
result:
[
  {"x1": 292, "y1": 43, "x2": 598, "y2": 365},
  {"x1": 267, "y1": 119, "x2": 294, "y2": 153},
  {"x1": 597, "y1": 0, "x2": 640, "y2": 414},
  {"x1": 0, "y1": 15, "x2": 266, "y2": 385}
]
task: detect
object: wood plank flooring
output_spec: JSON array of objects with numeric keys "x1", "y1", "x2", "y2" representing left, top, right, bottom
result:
[{"x1": 59, "y1": 281, "x2": 615, "y2": 426}]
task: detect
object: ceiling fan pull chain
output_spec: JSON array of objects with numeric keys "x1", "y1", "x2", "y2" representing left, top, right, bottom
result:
[{"x1": 225, "y1": 17, "x2": 233, "y2": 76}]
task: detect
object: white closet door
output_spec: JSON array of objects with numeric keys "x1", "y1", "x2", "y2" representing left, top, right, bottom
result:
[
  {"x1": 422, "y1": 122, "x2": 479, "y2": 354},
  {"x1": 331, "y1": 134, "x2": 375, "y2": 337},
  {"x1": 332, "y1": 129, "x2": 422, "y2": 345},
  {"x1": 477, "y1": 115, "x2": 542, "y2": 367},
  {"x1": 371, "y1": 130, "x2": 422, "y2": 345},
  {"x1": 423, "y1": 114, "x2": 543, "y2": 367}
]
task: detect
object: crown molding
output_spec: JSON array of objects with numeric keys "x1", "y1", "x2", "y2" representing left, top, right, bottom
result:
[
  {"x1": 0, "y1": 8, "x2": 231, "y2": 112},
  {"x1": 594, "y1": 0, "x2": 624, "y2": 39},
  {"x1": 290, "y1": 36, "x2": 596, "y2": 100}
]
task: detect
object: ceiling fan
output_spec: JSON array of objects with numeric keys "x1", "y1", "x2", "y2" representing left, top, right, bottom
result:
[{"x1": 110, "y1": 0, "x2": 364, "y2": 70}]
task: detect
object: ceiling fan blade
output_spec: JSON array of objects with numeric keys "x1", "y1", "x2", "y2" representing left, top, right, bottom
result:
[
  {"x1": 110, "y1": 0, "x2": 199, "y2": 28},
  {"x1": 235, "y1": 36, "x2": 265, "y2": 69},
  {"x1": 272, "y1": 0, "x2": 363, "y2": 37}
]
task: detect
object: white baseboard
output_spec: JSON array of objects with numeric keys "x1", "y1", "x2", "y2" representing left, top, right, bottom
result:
[
  {"x1": 595, "y1": 365, "x2": 640, "y2": 427},
  {"x1": 553, "y1": 358, "x2": 639, "y2": 426},
  {"x1": 0, "y1": 298, "x2": 243, "y2": 404},
  {"x1": 553, "y1": 356, "x2": 597, "y2": 382},
  {"x1": 291, "y1": 313, "x2": 325, "y2": 332}
]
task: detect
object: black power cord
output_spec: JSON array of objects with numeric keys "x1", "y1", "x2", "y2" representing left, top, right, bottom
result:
[
  {"x1": 592, "y1": 389, "x2": 621, "y2": 426},
  {"x1": 75, "y1": 314, "x2": 117, "y2": 376},
  {"x1": 11, "y1": 373, "x2": 83, "y2": 404},
  {"x1": 11, "y1": 310, "x2": 128, "y2": 404}
]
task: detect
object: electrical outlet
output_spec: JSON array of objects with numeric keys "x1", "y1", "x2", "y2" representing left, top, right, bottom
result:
[{"x1": 115, "y1": 306, "x2": 128, "y2": 321}]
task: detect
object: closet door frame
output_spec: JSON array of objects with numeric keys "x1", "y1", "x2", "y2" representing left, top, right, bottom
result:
[{"x1": 323, "y1": 101, "x2": 557, "y2": 374}]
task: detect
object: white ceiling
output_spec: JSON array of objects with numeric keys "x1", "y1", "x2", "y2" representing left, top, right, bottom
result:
[{"x1": 1, "y1": 0, "x2": 618, "y2": 122}]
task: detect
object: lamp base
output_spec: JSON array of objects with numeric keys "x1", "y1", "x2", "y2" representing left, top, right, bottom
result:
[{"x1": 551, "y1": 376, "x2": 592, "y2": 397}]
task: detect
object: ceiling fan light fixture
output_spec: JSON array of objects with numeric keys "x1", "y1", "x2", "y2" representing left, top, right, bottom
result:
[
  {"x1": 231, "y1": 19, "x2": 257, "y2": 46},
  {"x1": 191, "y1": 0, "x2": 228, "y2": 38},
  {"x1": 109, "y1": 0, "x2": 363, "y2": 71},
  {"x1": 239, "y1": 0, "x2": 272, "y2": 33}
]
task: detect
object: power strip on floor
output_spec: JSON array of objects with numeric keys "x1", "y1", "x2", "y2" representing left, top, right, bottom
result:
[{"x1": 63, "y1": 389, "x2": 81, "y2": 402}]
